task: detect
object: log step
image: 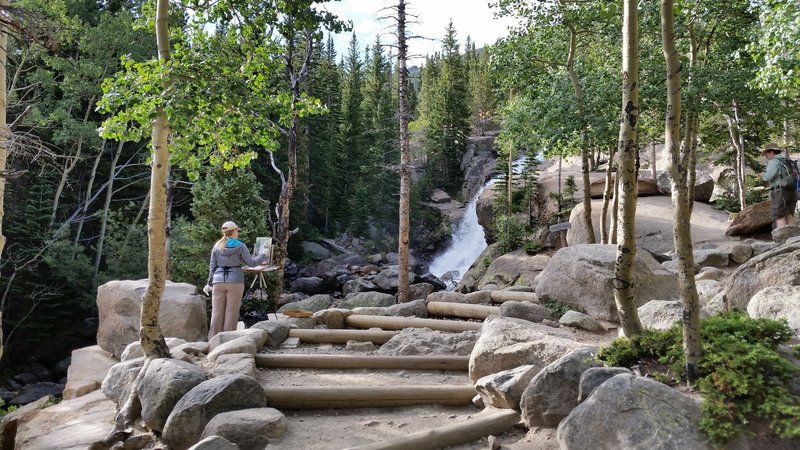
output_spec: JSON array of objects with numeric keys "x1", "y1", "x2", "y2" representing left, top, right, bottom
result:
[
  {"x1": 345, "y1": 314, "x2": 482, "y2": 332},
  {"x1": 344, "y1": 409, "x2": 521, "y2": 450},
  {"x1": 426, "y1": 301, "x2": 500, "y2": 320},
  {"x1": 288, "y1": 328, "x2": 399, "y2": 344},
  {"x1": 489, "y1": 291, "x2": 539, "y2": 303},
  {"x1": 264, "y1": 385, "x2": 476, "y2": 409},
  {"x1": 255, "y1": 354, "x2": 468, "y2": 371}
]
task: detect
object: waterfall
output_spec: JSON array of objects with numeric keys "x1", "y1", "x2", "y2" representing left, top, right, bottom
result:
[
  {"x1": 428, "y1": 179, "x2": 496, "y2": 285},
  {"x1": 428, "y1": 157, "x2": 528, "y2": 286}
]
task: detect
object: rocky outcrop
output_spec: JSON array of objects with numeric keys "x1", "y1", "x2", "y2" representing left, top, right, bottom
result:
[
  {"x1": 97, "y1": 280, "x2": 207, "y2": 359},
  {"x1": 557, "y1": 374, "x2": 710, "y2": 450},
  {"x1": 724, "y1": 241, "x2": 800, "y2": 310},
  {"x1": 139, "y1": 359, "x2": 207, "y2": 432},
  {"x1": 456, "y1": 243, "x2": 504, "y2": 293},
  {"x1": 200, "y1": 408, "x2": 287, "y2": 450},
  {"x1": 278, "y1": 294, "x2": 333, "y2": 313},
  {"x1": 477, "y1": 251, "x2": 550, "y2": 289},
  {"x1": 589, "y1": 176, "x2": 659, "y2": 198},
  {"x1": 535, "y1": 244, "x2": 679, "y2": 322}
]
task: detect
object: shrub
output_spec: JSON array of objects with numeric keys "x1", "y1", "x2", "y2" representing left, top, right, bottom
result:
[{"x1": 597, "y1": 312, "x2": 800, "y2": 444}]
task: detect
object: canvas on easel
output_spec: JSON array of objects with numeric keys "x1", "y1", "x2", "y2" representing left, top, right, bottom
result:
[{"x1": 254, "y1": 237, "x2": 272, "y2": 266}]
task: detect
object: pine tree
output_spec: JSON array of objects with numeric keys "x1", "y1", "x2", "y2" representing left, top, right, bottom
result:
[
  {"x1": 422, "y1": 21, "x2": 471, "y2": 194},
  {"x1": 337, "y1": 33, "x2": 365, "y2": 230}
]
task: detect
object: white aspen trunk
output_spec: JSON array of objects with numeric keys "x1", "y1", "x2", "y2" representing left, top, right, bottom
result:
[
  {"x1": 610, "y1": 169, "x2": 619, "y2": 244},
  {"x1": 94, "y1": 140, "x2": 124, "y2": 280},
  {"x1": 724, "y1": 112, "x2": 747, "y2": 211},
  {"x1": 651, "y1": 141, "x2": 657, "y2": 182},
  {"x1": 0, "y1": 0, "x2": 9, "y2": 361},
  {"x1": 396, "y1": 0, "x2": 411, "y2": 303},
  {"x1": 613, "y1": 0, "x2": 643, "y2": 336},
  {"x1": 74, "y1": 140, "x2": 107, "y2": 248},
  {"x1": 566, "y1": 28, "x2": 595, "y2": 243},
  {"x1": 137, "y1": 0, "x2": 171, "y2": 361},
  {"x1": 662, "y1": 0, "x2": 702, "y2": 383},
  {"x1": 601, "y1": 146, "x2": 616, "y2": 244}
]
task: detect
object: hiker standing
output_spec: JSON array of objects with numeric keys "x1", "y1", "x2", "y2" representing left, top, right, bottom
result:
[
  {"x1": 763, "y1": 143, "x2": 798, "y2": 229},
  {"x1": 205, "y1": 221, "x2": 266, "y2": 339}
]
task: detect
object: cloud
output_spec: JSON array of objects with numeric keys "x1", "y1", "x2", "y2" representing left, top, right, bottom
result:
[{"x1": 322, "y1": 0, "x2": 518, "y2": 65}]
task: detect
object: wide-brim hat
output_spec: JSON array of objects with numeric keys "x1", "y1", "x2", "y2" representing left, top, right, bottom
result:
[
  {"x1": 761, "y1": 143, "x2": 783, "y2": 155},
  {"x1": 221, "y1": 221, "x2": 239, "y2": 232}
]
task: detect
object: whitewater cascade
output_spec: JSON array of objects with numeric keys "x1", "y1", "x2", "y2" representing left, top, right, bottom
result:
[{"x1": 428, "y1": 178, "x2": 496, "y2": 285}]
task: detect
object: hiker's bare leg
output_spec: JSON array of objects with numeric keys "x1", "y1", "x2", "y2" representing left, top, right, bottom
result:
[{"x1": 776, "y1": 217, "x2": 788, "y2": 228}]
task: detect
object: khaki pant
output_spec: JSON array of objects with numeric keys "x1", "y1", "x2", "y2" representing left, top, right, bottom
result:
[{"x1": 209, "y1": 282, "x2": 245, "y2": 340}]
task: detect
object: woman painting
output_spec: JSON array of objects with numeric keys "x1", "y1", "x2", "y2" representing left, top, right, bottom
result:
[{"x1": 204, "y1": 221, "x2": 266, "y2": 339}]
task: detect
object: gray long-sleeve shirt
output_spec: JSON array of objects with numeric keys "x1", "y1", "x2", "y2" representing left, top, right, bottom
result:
[{"x1": 207, "y1": 239, "x2": 263, "y2": 285}]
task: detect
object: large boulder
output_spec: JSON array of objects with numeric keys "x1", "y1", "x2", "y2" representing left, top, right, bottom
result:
[
  {"x1": 288, "y1": 277, "x2": 327, "y2": 295},
  {"x1": 656, "y1": 170, "x2": 713, "y2": 202},
  {"x1": 475, "y1": 365, "x2": 539, "y2": 409},
  {"x1": 535, "y1": 244, "x2": 679, "y2": 321},
  {"x1": 339, "y1": 292, "x2": 396, "y2": 309},
  {"x1": 638, "y1": 300, "x2": 683, "y2": 331},
  {"x1": 726, "y1": 200, "x2": 772, "y2": 237},
  {"x1": 589, "y1": 176, "x2": 659, "y2": 198},
  {"x1": 567, "y1": 197, "x2": 730, "y2": 255},
  {"x1": 372, "y1": 268, "x2": 416, "y2": 293},
  {"x1": 138, "y1": 359, "x2": 207, "y2": 432},
  {"x1": 469, "y1": 316, "x2": 583, "y2": 383},
  {"x1": 162, "y1": 374, "x2": 267, "y2": 450},
  {"x1": 724, "y1": 241, "x2": 800, "y2": 310},
  {"x1": 477, "y1": 251, "x2": 551, "y2": 289},
  {"x1": 557, "y1": 374, "x2": 710, "y2": 450},
  {"x1": 377, "y1": 328, "x2": 479, "y2": 356},
  {"x1": 97, "y1": 280, "x2": 207, "y2": 359},
  {"x1": 63, "y1": 345, "x2": 118, "y2": 400},
  {"x1": 520, "y1": 348, "x2": 601, "y2": 427},
  {"x1": 747, "y1": 286, "x2": 800, "y2": 338},
  {"x1": 101, "y1": 358, "x2": 144, "y2": 405},
  {"x1": 277, "y1": 294, "x2": 333, "y2": 313},
  {"x1": 301, "y1": 241, "x2": 331, "y2": 261},
  {"x1": 200, "y1": 408, "x2": 287, "y2": 450}
]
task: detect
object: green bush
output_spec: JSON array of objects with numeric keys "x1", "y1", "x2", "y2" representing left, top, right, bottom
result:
[
  {"x1": 494, "y1": 214, "x2": 527, "y2": 253},
  {"x1": 597, "y1": 313, "x2": 800, "y2": 444}
]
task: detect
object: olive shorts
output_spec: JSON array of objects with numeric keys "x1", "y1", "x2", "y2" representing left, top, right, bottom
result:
[{"x1": 770, "y1": 186, "x2": 798, "y2": 218}]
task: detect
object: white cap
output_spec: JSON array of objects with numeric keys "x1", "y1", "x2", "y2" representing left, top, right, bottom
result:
[{"x1": 221, "y1": 221, "x2": 239, "y2": 232}]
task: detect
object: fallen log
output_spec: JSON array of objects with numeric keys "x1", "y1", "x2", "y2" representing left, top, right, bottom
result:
[
  {"x1": 255, "y1": 354, "x2": 468, "y2": 371},
  {"x1": 345, "y1": 314, "x2": 482, "y2": 332},
  {"x1": 426, "y1": 301, "x2": 500, "y2": 320},
  {"x1": 288, "y1": 328, "x2": 399, "y2": 344},
  {"x1": 344, "y1": 409, "x2": 521, "y2": 450},
  {"x1": 264, "y1": 385, "x2": 476, "y2": 409},
  {"x1": 489, "y1": 291, "x2": 539, "y2": 303}
]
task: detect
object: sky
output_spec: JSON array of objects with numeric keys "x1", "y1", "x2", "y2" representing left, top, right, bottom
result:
[{"x1": 322, "y1": 0, "x2": 520, "y2": 66}]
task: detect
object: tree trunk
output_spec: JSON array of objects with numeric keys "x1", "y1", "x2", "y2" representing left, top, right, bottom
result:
[
  {"x1": 0, "y1": 0, "x2": 9, "y2": 361},
  {"x1": 271, "y1": 36, "x2": 313, "y2": 305},
  {"x1": 94, "y1": 140, "x2": 124, "y2": 280},
  {"x1": 724, "y1": 111, "x2": 747, "y2": 211},
  {"x1": 610, "y1": 169, "x2": 619, "y2": 244},
  {"x1": 651, "y1": 141, "x2": 657, "y2": 182},
  {"x1": 396, "y1": 0, "x2": 411, "y2": 303},
  {"x1": 662, "y1": 0, "x2": 701, "y2": 384},
  {"x1": 566, "y1": 28, "x2": 595, "y2": 243},
  {"x1": 613, "y1": 0, "x2": 643, "y2": 337},
  {"x1": 601, "y1": 146, "x2": 616, "y2": 243}
]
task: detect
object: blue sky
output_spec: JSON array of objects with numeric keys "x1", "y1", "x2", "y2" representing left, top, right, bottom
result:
[{"x1": 321, "y1": 0, "x2": 519, "y2": 66}]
